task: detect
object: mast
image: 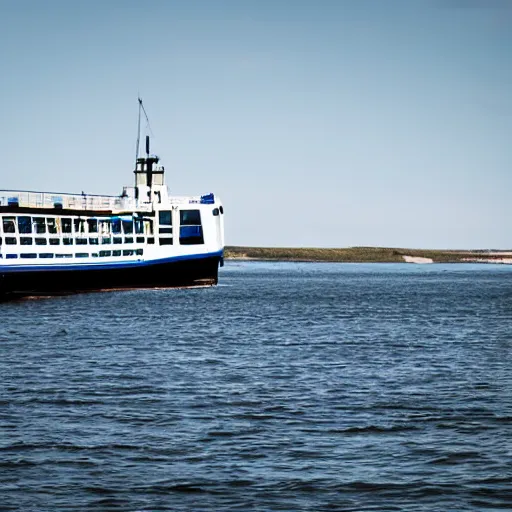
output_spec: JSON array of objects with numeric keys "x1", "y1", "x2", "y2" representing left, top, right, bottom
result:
[{"x1": 133, "y1": 99, "x2": 165, "y2": 202}]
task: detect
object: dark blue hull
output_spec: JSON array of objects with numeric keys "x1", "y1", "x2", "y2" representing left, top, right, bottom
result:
[{"x1": 0, "y1": 252, "x2": 222, "y2": 300}]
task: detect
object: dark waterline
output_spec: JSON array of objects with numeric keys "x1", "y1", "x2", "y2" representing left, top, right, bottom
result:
[{"x1": 1, "y1": 262, "x2": 511, "y2": 511}]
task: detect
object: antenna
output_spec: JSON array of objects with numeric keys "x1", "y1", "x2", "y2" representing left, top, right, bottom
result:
[
  {"x1": 146, "y1": 135, "x2": 150, "y2": 156},
  {"x1": 135, "y1": 97, "x2": 142, "y2": 167}
]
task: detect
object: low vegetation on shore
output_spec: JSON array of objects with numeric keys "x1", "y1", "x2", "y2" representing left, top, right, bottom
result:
[{"x1": 224, "y1": 246, "x2": 510, "y2": 264}]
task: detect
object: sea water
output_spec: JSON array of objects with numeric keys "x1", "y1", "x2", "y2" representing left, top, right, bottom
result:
[{"x1": 0, "y1": 262, "x2": 511, "y2": 511}]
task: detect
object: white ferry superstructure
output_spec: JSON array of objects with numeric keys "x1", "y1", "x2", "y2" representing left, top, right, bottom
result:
[{"x1": 0, "y1": 115, "x2": 224, "y2": 299}]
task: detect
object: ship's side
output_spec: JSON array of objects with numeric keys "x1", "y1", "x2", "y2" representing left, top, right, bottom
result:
[
  {"x1": 0, "y1": 192, "x2": 224, "y2": 299},
  {"x1": 0, "y1": 130, "x2": 225, "y2": 299}
]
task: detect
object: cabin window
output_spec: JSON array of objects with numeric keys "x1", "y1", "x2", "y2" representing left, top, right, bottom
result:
[
  {"x1": 20, "y1": 253, "x2": 37, "y2": 259},
  {"x1": 99, "y1": 219, "x2": 111, "y2": 235},
  {"x1": 135, "y1": 219, "x2": 144, "y2": 234},
  {"x1": 47, "y1": 219, "x2": 57, "y2": 234},
  {"x1": 63, "y1": 238, "x2": 73, "y2": 245},
  {"x1": 0, "y1": 237, "x2": 2, "y2": 245},
  {"x1": 50, "y1": 239, "x2": 60, "y2": 246},
  {"x1": 5, "y1": 237, "x2": 17, "y2": 245},
  {"x1": 159, "y1": 211, "x2": 172, "y2": 225},
  {"x1": 89, "y1": 238, "x2": 99, "y2": 245},
  {"x1": 18, "y1": 216, "x2": 32, "y2": 234},
  {"x1": 20, "y1": 237, "x2": 33, "y2": 245},
  {"x1": 159, "y1": 238, "x2": 173, "y2": 245},
  {"x1": 99, "y1": 250, "x2": 111, "y2": 257},
  {"x1": 212, "y1": 208, "x2": 219, "y2": 216},
  {"x1": 219, "y1": 206, "x2": 224, "y2": 214},
  {"x1": 113, "y1": 250, "x2": 121, "y2": 257},
  {"x1": 33, "y1": 217, "x2": 46, "y2": 234},
  {"x1": 87, "y1": 219, "x2": 98, "y2": 233},
  {"x1": 147, "y1": 237, "x2": 154, "y2": 244},
  {"x1": 3, "y1": 217, "x2": 16, "y2": 233},
  {"x1": 101, "y1": 237, "x2": 111, "y2": 245},
  {"x1": 144, "y1": 219, "x2": 153, "y2": 235},
  {"x1": 74, "y1": 219, "x2": 85, "y2": 234},
  {"x1": 112, "y1": 218, "x2": 121, "y2": 234},
  {"x1": 124, "y1": 237, "x2": 133, "y2": 244},
  {"x1": 113, "y1": 237, "x2": 122, "y2": 244},
  {"x1": 6, "y1": 254, "x2": 17, "y2": 259},
  {"x1": 39, "y1": 253, "x2": 54, "y2": 259},
  {"x1": 76, "y1": 238, "x2": 87, "y2": 245},
  {"x1": 122, "y1": 219, "x2": 133, "y2": 234},
  {"x1": 159, "y1": 211, "x2": 172, "y2": 234},
  {"x1": 62, "y1": 218, "x2": 72, "y2": 233},
  {"x1": 75, "y1": 253, "x2": 88, "y2": 258},
  {"x1": 179, "y1": 209, "x2": 203, "y2": 245},
  {"x1": 135, "y1": 249, "x2": 143, "y2": 256},
  {"x1": 35, "y1": 238, "x2": 47, "y2": 245},
  {"x1": 92, "y1": 253, "x2": 99, "y2": 257},
  {"x1": 56, "y1": 254, "x2": 72, "y2": 258},
  {"x1": 123, "y1": 250, "x2": 134, "y2": 256},
  {"x1": 136, "y1": 236, "x2": 144, "y2": 244}
]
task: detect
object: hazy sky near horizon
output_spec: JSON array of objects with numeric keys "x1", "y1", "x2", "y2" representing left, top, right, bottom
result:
[{"x1": 0, "y1": 0, "x2": 510, "y2": 248}]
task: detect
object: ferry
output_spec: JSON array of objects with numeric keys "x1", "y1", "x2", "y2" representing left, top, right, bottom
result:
[{"x1": 0, "y1": 102, "x2": 225, "y2": 300}]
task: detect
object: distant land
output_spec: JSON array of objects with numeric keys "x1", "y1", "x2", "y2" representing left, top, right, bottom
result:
[{"x1": 225, "y1": 246, "x2": 512, "y2": 264}]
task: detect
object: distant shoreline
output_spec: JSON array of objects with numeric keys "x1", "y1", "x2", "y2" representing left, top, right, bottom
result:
[{"x1": 224, "y1": 246, "x2": 512, "y2": 264}]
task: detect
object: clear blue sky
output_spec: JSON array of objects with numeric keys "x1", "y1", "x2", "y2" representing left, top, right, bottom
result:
[{"x1": 0, "y1": 0, "x2": 510, "y2": 249}]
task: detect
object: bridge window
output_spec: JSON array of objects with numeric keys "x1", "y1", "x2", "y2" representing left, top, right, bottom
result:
[{"x1": 179, "y1": 209, "x2": 203, "y2": 245}]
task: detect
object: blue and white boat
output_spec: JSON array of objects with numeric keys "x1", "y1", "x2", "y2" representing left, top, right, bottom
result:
[{"x1": 0, "y1": 102, "x2": 225, "y2": 299}]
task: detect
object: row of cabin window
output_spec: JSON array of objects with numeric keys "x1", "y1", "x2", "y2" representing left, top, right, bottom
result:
[
  {"x1": 0, "y1": 236, "x2": 152, "y2": 246},
  {"x1": 0, "y1": 216, "x2": 150, "y2": 236},
  {"x1": 0, "y1": 236, "x2": 205, "y2": 247},
  {"x1": 158, "y1": 209, "x2": 202, "y2": 227},
  {"x1": 0, "y1": 249, "x2": 144, "y2": 259},
  {"x1": 0, "y1": 210, "x2": 202, "y2": 235}
]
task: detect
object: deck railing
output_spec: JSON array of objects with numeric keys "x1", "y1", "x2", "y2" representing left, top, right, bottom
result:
[
  {"x1": 0, "y1": 189, "x2": 215, "y2": 211},
  {"x1": 0, "y1": 190, "x2": 150, "y2": 212}
]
